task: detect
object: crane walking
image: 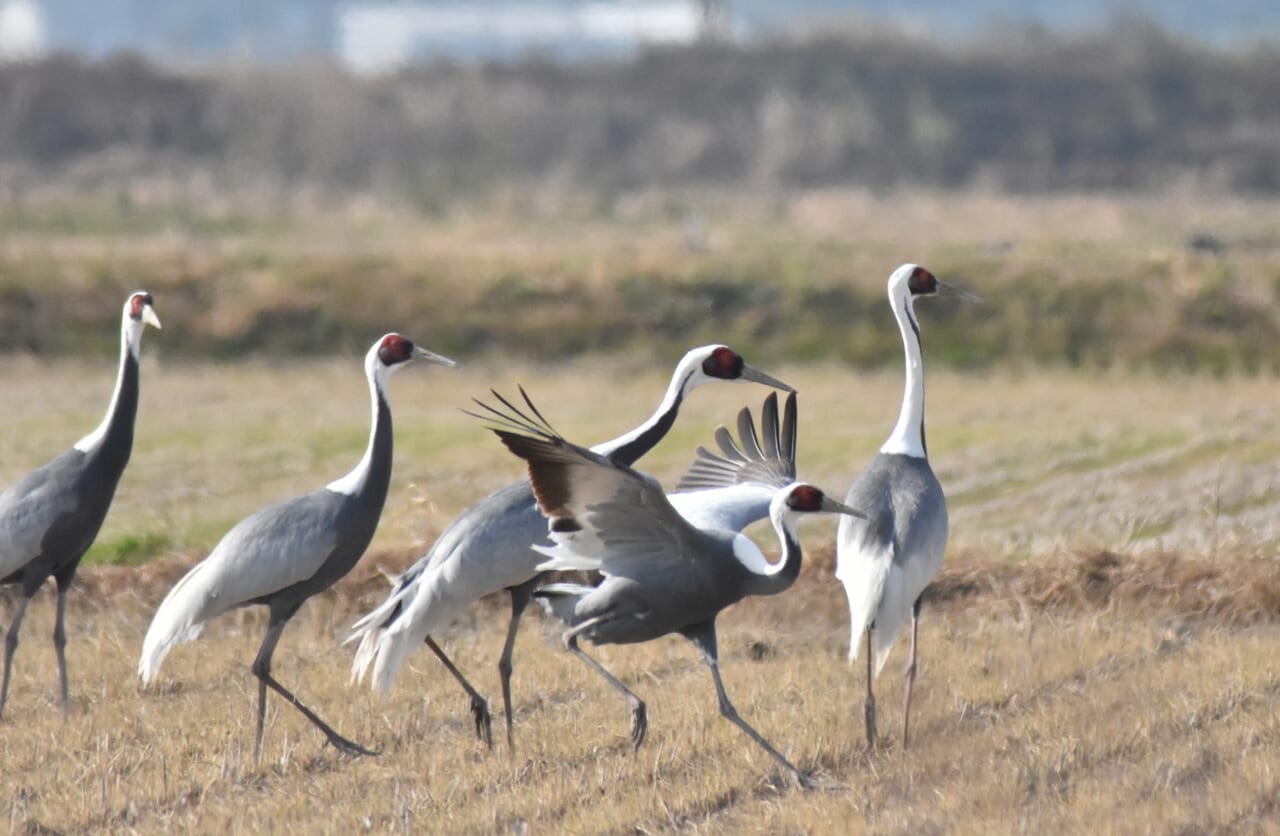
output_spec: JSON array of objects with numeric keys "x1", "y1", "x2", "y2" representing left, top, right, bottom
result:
[
  {"x1": 347, "y1": 345, "x2": 791, "y2": 749},
  {"x1": 480, "y1": 388, "x2": 864, "y2": 788},
  {"x1": 138, "y1": 334, "x2": 455, "y2": 760},
  {"x1": 0, "y1": 291, "x2": 161, "y2": 719},
  {"x1": 836, "y1": 263, "x2": 979, "y2": 749}
]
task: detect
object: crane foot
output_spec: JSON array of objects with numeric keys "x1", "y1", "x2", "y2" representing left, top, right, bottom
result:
[{"x1": 471, "y1": 695, "x2": 493, "y2": 749}]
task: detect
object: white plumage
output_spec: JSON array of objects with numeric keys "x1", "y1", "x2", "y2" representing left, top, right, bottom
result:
[{"x1": 835, "y1": 262, "x2": 977, "y2": 749}]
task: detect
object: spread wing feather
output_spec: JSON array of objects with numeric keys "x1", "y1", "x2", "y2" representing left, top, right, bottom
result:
[
  {"x1": 674, "y1": 392, "x2": 796, "y2": 493},
  {"x1": 477, "y1": 387, "x2": 716, "y2": 579}
]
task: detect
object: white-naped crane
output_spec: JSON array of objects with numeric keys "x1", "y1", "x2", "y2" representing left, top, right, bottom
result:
[
  {"x1": 836, "y1": 263, "x2": 979, "y2": 750},
  {"x1": 0, "y1": 291, "x2": 161, "y2": 720},
  {"x1": 138, "y1": 334, "x2": 455, "y2": 760},
  {"x1": 347, "y1": 345, "x2": 792, "y2": 749},
  {"x1": 480, "y1": 387, "x2": 864, "y2": 789}
]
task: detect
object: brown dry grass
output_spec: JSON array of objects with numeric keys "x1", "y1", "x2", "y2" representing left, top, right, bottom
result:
[
  {"x1": 5, "y1": 564, "x2": 1280, "y2": 834},
  {"x1": 1, "y1": 362, "x2": 1279, "y2": 833}
]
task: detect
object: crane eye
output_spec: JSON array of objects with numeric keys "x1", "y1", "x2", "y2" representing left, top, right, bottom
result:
[
  {"x1": 702, "y1": 346, "x2": 744, "y2": 380},
  {"x1": 377, "y1": 334, "x2": 414, "y2": 365},
  {"x1": 907, "y1": 267, "x2": 937, "y2": 296}
]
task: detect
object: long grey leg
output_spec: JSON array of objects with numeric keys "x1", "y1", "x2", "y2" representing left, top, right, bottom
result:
[
  {"x1": 864, "y1": 626, "x2": 877, "y2": 750},
  {"x1": 684, "y1": 622, "x2": 813, "y2": 789},
  {"x1": 424, "y1": 636, "x2": 492, "y2": 748},
  {"x1": 54, "y1": 579, "x2": 70, "y2": 711},
  {"x1": 902, "y1": 597, "x2": 923, "y2": 749},
  {"x1": 251, "y1": 615, "x2": 378, "y2": 762},
  {"x1": 563, "y1": 619, "x2": 647, "y2": 749},
  {"x1": 0, "y1": 594, "x2": 33, "y2": 721},
  {"x1": 498, "y1": 579, "x2": 536, "y2": 750}
]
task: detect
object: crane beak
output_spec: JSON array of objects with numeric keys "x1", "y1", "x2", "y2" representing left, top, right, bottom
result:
[
  {"x1": 821, "y1": 496, "x2": 867, "y2": 519},
  {"x1": 412, "y1": 345, "x2": 459, "y2": 368},
  {"x1": 141, "y1": 305, "x2": 162, "y2": 330},
  {"x1": 938, "y1": 280, "x2": 982, "y2": 304},
  {"x1": 739, "y1": 363, "x2": 795, "y2": 393}
]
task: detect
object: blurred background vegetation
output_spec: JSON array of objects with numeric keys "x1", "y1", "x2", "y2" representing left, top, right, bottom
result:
[{"x1": 0, "y1": 9, "x2": 1278, "y2": 373}]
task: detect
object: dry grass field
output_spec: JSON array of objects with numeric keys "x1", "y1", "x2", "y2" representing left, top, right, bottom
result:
[{"x1": 2, "y1": 360, "x2": 1280, "y2": 833}]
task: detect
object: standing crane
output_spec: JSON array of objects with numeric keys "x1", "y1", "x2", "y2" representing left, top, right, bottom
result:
[
  {"x1": 138, "y1": 334, "x2": 455, "y2": 760},
  {"x1": 836, "y1": 263, "x2": 978, "y2": 749},
  {"x1": 480, "y1": 388, "x2": 864, "y2": 788},
  {"x1": 0, "y1": 291, "x2": 161, "y2": 719},
  {"x1": 347, "y1": 345, "x2": 792, "y2": 749}
]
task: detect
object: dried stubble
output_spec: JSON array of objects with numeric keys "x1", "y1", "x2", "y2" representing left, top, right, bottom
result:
[
  {"x1": 4, "y1": 582, "x2": 1280, "y2": 833},
  {"x1": 1, "y1": 363, "x2": 1280, "y2": 832}
]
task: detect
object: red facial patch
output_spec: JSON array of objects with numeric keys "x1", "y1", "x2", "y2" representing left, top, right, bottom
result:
[
  {"x1": 702, "y1": 346, "x2": 745, "y2": 380},
  {"x1": 907, "y1": 267, "x2": 937, "y2": 296},
  {"x1": 377, "y1": 333, "x2": 415, "y2": 365},
  {"x1": 128, "y1": 292, "x2": 153, "y2": 320},
  {"x1": 787, "y1": 484, "x2": 824, "y2": 512}
]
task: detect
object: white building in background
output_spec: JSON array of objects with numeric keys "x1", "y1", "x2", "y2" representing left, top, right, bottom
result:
[
  {"x1": 0, "y1": 0, "x2": 47, "y2": 60},
  {"x1": 338, "y1": 2, "x2": 702, "y2": 75}
]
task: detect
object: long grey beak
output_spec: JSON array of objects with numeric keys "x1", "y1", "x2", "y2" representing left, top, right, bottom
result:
[
  {"x1": 413, "y1": 346, "x2": 459, "y2": 368},
  {"x1": 822, "y1": 495, "x2": 867, "y2": 520},
  {"x1": 142, "y1": 305, "x2": 162, "y2": 330},
  {"x1": 938, "y1": 280, "x2": 982, "y2": 304},
  {"x1": 740, "y1": 363, "x2": 795, "y2": 393}
]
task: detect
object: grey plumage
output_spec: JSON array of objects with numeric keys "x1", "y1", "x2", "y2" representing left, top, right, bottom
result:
[
  {"x1": 484, "y1": 387, "x2": 862, "y2": 788},
  {"x1": 139, "y1": 334, "x2": 455, "y2": 760},
  {"x1": 836, "y1": 263, "x2": 978, "y2": 750},
  {"x1": 0, "y1": 291, "x2": 160, "y2": 719},
  {"x1": 346, "y1": 345, "x2": 793, "y2": 750}
]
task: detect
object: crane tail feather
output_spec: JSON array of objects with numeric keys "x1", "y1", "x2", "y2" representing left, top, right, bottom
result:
[
  {"x1": 138, "y1": 561, "x2": 214, "y2": 684},
  {"x1": 365, "y1": 621, "x2": 424, "y2": 697}
]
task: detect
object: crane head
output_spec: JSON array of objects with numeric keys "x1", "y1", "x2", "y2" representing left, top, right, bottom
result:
[
  {"x1": 127, "y1": 291, "x2": 161, "y2": 329},
  {"x1": 122, "y1": 290, "x2": 161, "y2": 357},
  {"x1": 781, "y1": 483, "x2": 866, "y2": 519},
  {"x1": 890, "y1": 264, "x2": 982, "y2": 305},
  {"x1": 374, "y1": 333, "x2": 458, "y2": 372},
  {"x1": 687, "y1": 345, "x2": 794, "y2": 393}
]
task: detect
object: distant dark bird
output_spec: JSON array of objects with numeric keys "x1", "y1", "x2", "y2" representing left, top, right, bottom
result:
[
  {"x1": 347, "y1": 345, "x2": 792, "y2": 750},
  {"x1": 481, "y1": 388, "x2": 863, "y2": 788},
  {"x1": 0, "y1": 291, "x2": 161, "y2": 720},
  {"x1": 837, "y1": 263, "x2": 978, "y2": 749},
  {"x1": 139, "y1": 334, "x2": 455, "y2": 760}
]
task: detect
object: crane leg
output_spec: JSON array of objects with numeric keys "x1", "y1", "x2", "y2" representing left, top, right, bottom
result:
[
  {"x1": 53, "y1": 578, "x2": 71, "y2": 712},
  {"x1": 684, "y1": 622, "x2": 813, "y2": 790},
  {"x1": 424, "y1": 636, "x2": 491, "y2": 749},
  {"x1": 0, "y1": 594, "x2": 33, "y2": 721},
  {"x1": 251, "y1": 615, "x2": 379, "y2": 762},
  {"x1": 563, "y1": 619, "x2": 647, "y2": 750},
  {"x1": 497, "y1": 579, "x2": 537, "y2": 751},
  {"x1": 902, "y1": 597, "x2": 922, "y2": 750},
  {"x1": 864, "y1": 626, "x2": 877, "y2": 750}
]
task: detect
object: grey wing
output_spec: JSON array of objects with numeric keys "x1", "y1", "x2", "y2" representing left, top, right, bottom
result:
[
  {"x1": 184, "y1": 491, "x2": 344, "y2": 613},
  {"x1": 480, "y1": 388, "x2": 714, "y2": 579},
  {"x1": 891, "y1": 458, "x2": 950, "y2": 591},
  {"x1": 835, "y1": 458, "x2": 898, "y2": 654},
  {"x1": 839, "y1": 458, "x2": 898, "y2": 557},
  {"x1": 0, "y1": 450, "x2": 85, "y2": 579},
  {"x1": 674, "y1": 391, "x2": 797, "y2": 492}
]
